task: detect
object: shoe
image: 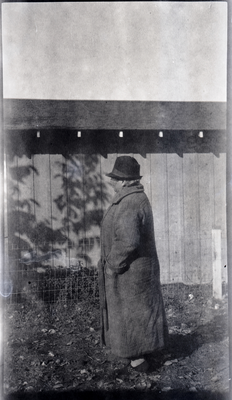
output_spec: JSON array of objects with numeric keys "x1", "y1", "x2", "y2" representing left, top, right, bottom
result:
[{"x1": 130, "y1": 359, "x2": 149, "y2": 373}]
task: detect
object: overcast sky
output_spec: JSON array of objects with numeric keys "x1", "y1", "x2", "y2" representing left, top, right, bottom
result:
[{"x1": 2, "y1": 2, "x2": 228, "y2": 101}]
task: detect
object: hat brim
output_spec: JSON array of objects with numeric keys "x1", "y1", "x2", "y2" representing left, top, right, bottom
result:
[{"x1": 105, "y1": 172, "x2": 142, "y2": 180}]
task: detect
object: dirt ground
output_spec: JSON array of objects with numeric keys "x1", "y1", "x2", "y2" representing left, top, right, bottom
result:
[{"x1": 3, "y1": 283, "x2": 229, "y2": 400}]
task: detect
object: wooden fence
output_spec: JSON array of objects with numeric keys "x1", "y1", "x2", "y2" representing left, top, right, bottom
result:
[{"x1": 6, "y1": 150, "x2": 227, "y2": 286}]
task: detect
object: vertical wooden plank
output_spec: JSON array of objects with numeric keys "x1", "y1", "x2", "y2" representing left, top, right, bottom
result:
[
  {"x1": 7, "y1": 155, "x2": 35, "y2": 297},
  {"x1": 6, "y1": 156, "x2": 19, "y2": 255},
  {"x1": 134, "y1": 154, "x2": 151, "y2": 202},
  {"x1": 6, "y1": 156, "x2": 20, "y2": 296},
  {"x1": 198, "y1": 153, "x2": 214, "y2": 283},
  {"x1": 150, "y1": 153, "x2": 170, "y2": 283},
  {"x1": 212, "y1": 229, "x2": 222, "y2": 299},
  {"x1": 167, "y1": 153, "x2": 184, "y2": 283},
  {"x1": 50, "y1": 154, "x2": 68, "y2": 267},
  {"x1": 33, "y1": 154, "x2": 52, "y2": 253},
  {"x1": 65, "y1": 154, "x2": 85, "y2": 266},
  {"x1": 82, "y1": 154, "x2": 103, "y2": 268},
  {"x1": 17, "y1": 155, "x2": 35, "y2": 254},
  {"x1": 3, "y1": 154, "x2": 10, "y2": 297},
  {"x1": 100, "y1": 154, "x2": 116, "y2": 204},
  {"x1": 88, "y1": 154, "x2": 102, "y2": 268},
  {"x1": 4, "y1": 154, "x2": 8, "y2": 262},
  {"x1": 183, "y1": 153, "x2": 200, "y2": 284},
  {"x1": 214, "y1": 153, "x2": 227, "y2": 283}
]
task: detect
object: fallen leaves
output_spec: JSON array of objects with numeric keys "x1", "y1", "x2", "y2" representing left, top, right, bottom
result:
[
  {"x1": 48, "y1": 329, "x2": 56, "y2": 335},
  {"x1": 162, "y1": 386, "x2": 172, "y2": 392},
  {"x1": 53, "y1": 383, "x2": 64, "y2": 390},
  {"x1": 3, "y1": 292, "x2": 229, "y2": 394}
]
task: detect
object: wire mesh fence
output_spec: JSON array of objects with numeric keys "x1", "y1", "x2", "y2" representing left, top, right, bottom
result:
[
  {"x1": 2, "y1": 234, "x2": 228, "y2": 311},
  {"x1": 3, "y1": 237, "x2": 101, "y2": 305},
  {"x1": 3, "y1": 254, "x2": 223, "y2": 312}
]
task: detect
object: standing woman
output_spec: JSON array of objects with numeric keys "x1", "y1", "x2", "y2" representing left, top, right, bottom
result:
[{"x1": 98, "y1": 156, "x2": 168, "y2": 372}]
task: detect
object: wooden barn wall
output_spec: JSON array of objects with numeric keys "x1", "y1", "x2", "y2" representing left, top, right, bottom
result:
[{"x1": 6, "y1": 151, "x2": 227, "y2": 286}]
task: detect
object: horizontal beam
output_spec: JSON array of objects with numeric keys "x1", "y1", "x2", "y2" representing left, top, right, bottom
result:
[
  {"x1": 5, "y1": 130, "x2": 226, "y2": 159},
  {"x1": 3, "y1": 99, "x2": 226, "y2": 131}
]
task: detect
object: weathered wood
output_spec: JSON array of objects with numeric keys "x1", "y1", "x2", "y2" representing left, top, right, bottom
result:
[
  {"x1": 66, "y1": 155, "x2": 85, "y2": 265},
  {"x1": 3, "y1": 99, "x2": 226, "y2": 130},
  {"x1": 183, "y1": 153, "x2": 200, "y2": 284},
  {"x1": 85, "y1": 155, "x2": 102, "y2": 267},
  {"x1": 49, "y1": 154, "x2": 65, "y2": 238},
  {"x1": 150, "y1": 154, "x2": 170, "y2": 284},
  {"x1": 134, "y1": 154, "x2": 151, "y2": 202},
  {"x1": 33, "y1": 155, "x2": 52, "y2": 250},
  {"x1": 214, "y1": 153, "x2": 227, "y2": 283},
  {"x1": 100, "y1": 154, "x2": 116, "y2": 204},
  {"x1": 15, "y1": 156, "x2": 35, "y2": 253},
  {"x1": 6, "y1": 156, "x2": 36, "y2": 296},
  {"x1": 6, "y1": 149, "x2": 227, "y2": 285},
  {"x1": 212, "y1": 229, "x2": 222, "y2": 299},
  {"x1": 167, "y1": 153, "x2": 184, "y2": 283},
  {"x1": 7, "y1": 156, "x2": 19, "y2": 252},
  {"x1": 49, "y1": 154, "x2": 68, "y2": 267},
  {"x1": 198, "y1": 153, "x2": 214, "y2": 283}
]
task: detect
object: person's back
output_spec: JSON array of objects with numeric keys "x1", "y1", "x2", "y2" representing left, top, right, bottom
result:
[{"x1": 98, "y1": 156, "x2": 168, "y2": 372}]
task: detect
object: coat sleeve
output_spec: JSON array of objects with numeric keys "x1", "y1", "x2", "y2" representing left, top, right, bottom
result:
[{"x1": 105, "y1": 198, "x2": 144, "y2": 274}]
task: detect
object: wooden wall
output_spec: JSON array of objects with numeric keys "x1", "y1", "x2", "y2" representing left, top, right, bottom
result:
[{"x1": 6, "y1": 150, "x2": 227, "y2": 285}]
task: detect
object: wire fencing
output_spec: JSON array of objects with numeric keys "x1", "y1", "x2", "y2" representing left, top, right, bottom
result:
[
  {"x1": 3, "y1": 238, "x2": 100, "y2": 306},
  {"x1": 2, "y1": 239, "x2": 224, "y2": 314}
]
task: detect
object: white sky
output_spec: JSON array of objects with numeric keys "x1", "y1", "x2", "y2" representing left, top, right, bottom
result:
[{"x1": 2, "y1": 2, "x2": 228, "y2": 101}]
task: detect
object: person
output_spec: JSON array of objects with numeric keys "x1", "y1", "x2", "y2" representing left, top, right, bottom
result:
[{"x1": 98, "y1": 156, "x2": 168, "y2": 372}]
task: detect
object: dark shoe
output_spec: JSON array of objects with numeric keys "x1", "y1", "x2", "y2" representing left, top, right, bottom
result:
[{"x1": 130, "y1": 359, "x2": 149, "y2": 373}]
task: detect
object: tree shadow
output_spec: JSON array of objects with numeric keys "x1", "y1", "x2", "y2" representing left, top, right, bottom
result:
[
  {"x1": 7, "y1": 154, "x2": 109, "y2": 252},
  {"x1": 53, "y1": 154, "x2": 109, "y2": 260},
  {"x1": 6, "y1": 153, "x2": 111, "y2": 299},
  {"x1": 7, "y1": 162, "x2": 67, "y2": 254}
]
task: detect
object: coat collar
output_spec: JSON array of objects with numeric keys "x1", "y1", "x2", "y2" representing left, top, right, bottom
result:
[{"x1": 111, "y1": 184, "x2": 144, "y2": 204}]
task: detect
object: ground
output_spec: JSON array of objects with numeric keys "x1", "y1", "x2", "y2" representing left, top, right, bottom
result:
[{"x1": 3, "y1": 283, "x2": 229, "y2": 400}]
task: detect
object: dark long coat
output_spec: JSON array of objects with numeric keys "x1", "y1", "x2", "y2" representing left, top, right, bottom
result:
[{"x1": 98, "y1": 183, "x2": 168, "y2": 359}]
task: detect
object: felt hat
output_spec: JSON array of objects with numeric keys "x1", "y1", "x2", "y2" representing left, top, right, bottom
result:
[{"x1": 105, "y1": 156, "x2": 142, "y2": 180}]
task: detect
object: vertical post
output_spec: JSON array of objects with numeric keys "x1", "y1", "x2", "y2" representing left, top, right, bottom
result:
[
  {"x1": 227, "y1": 0, "x2": 232, "y2": 397},
  {"x1": 212, "y1": 229, "x2": 222, "y2": 299}
]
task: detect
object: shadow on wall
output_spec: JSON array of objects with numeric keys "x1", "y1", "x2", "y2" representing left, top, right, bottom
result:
[
  {"x1": 5, "y1": 128, "x2": 226, "y2": 159},
  {"x1": 53, "y1": 154, "x2": 109, "y2": 263},
  {"x1": 6, "y1": 153, "x2": 111, "y2": 295}
]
